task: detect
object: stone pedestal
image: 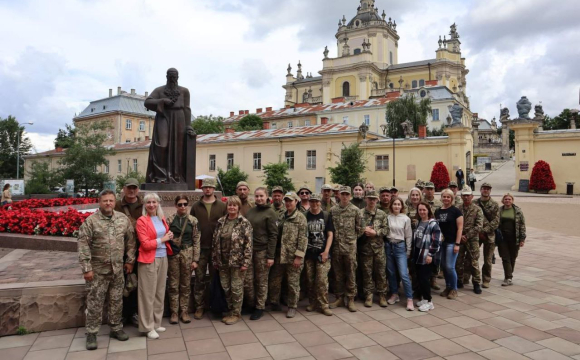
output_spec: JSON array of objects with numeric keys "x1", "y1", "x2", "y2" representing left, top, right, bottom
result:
[{"x1": 501, "y1": 120, "x2": 510, "y2": 159}]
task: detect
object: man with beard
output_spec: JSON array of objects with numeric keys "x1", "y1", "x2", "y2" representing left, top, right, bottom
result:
[
  {"x1": 378, "y1": 187, "x2": 391, "y2": 213},
  {"x1": 320, "y1": 184, "x2": 336, "y2": 212},
  {"x1": 271, "y1": 186, "x2": 285, "y2": 215},
  {"x1": 236, "y1": 181, "x2": 255, "y2": 216},
  {"x1": 297, "y1": 186, "x2": 312, "y2": 214},
  {"x1": 144, "y1": 68, "x2": 194, "y2": 184},
  {"x1": 457, "y1": 187, "x2": 484, "y2": 294},
  {"x1": 448, "y1": 181, "x2": 463, "y2": 207},
  {"x1": 190, "y1": 178, "x2": 227, "y2": 319},
  {"x1": 333, "y1": 185, "x2": 341, "y2": 204}
]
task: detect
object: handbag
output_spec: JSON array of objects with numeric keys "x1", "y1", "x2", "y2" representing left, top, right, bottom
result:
[
  {"x1": 168, "y1": 216, "x2": 189, "y2": 256},
  {"x1": 495, "y1": 228, "x2": 504, "y2": 244},
  {"x1": 210, "y1": 271, "x2": 229, "y2": 315}
]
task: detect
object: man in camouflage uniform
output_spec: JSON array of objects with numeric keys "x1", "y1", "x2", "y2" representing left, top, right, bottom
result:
[
  {"x1": 423, "y1": 182, "x2": 442, "y2": 290},
  {"x1": 333, "y1": 184, "x2": 341, "y2": 204},
  {"x1": 297, "y1": 186, "x2": 312, "y2": 214},
  {"x1": 78, "y1": 190, "x2": 136, "y2": 350},
  {"x1": 320, "y1": 184, "x2": 336, "y2": 212},
  {"x1": 456, "y1": 187, "x2": 484, "y2": 294},
  {"x1": 379, "y1": 187, "x2": 391, "y2": 213},
  {"x1": 359, "y1": 191, "x2": 389, "y2": 308},
  {"x1": 271, "y1": 186, "x2": 285, "y2": 215},
  {"x1": 167, "y1": 201, "x2": 201, "y2": 324},
  {"x1": 449, "y1": 181, "x2": 463, "y2": 207},
  {"x1": 236, "y1": 181, "x2": 255, "y2": 216},
  {"x1": 476, "y1": 182, "x2": 500, "y2": 288},
  {"x1": 329, "y1": 186, "x2": 363, "y2": 312}
]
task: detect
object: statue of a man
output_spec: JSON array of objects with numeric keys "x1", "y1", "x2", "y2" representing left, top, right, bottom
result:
[{"x1": 144, "y1": 68, "x2": 195, "y2": 184}]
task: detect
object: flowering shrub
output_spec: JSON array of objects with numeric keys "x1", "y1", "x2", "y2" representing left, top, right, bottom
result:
[
  {"x1": 5, "y1": 198, "x2": 98, "y2": 210},
  {"x1": 430, "y1": 162, "x2": 451, "y2": 191},
  {"x1": 0, "y1": 207, "x2": 91, "y2": 237},
  {"x1": 529, "y1": 160, "x2": 556, "y2": 192}
]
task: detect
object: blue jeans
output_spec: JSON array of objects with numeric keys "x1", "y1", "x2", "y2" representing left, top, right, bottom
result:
[
  {"x1": 385, "y1": 241, "x2": 413, "y2": 299},
  {"x1": 441, "y1": 243, "x2": 458, "y2": 290}
]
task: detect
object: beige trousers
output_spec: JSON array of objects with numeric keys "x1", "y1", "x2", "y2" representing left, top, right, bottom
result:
[{"x1": 138, "y1": 257, "x2": 168, "y2": 333}]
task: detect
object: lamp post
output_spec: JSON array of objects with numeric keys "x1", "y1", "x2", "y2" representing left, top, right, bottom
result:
[
  {"x1": 16, "y1": 122, "x2": 34, "y2": 179},
  {"x1": 380, "y1": 122, "x2": 396, "y2": 187}
]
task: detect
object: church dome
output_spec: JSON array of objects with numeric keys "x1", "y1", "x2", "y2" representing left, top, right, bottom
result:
[{"x1": 348, "y1": 10, "x2": 381, "y2": 27}]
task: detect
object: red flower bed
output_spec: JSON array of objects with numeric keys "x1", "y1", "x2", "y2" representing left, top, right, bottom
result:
[
  {"x1": 529, "y1": 160, "x2": 556, "y2": 192},
  {"x1": 0, "y1": 207, "x2": 91, "y2": 237},
  {"x1": 6, "y1": 198, "x2": 98, "y2": 210},
  {"x1": 430, "y1": 162, "x2": 451, "y2": 191}
]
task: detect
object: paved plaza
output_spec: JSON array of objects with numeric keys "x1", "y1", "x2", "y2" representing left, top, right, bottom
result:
[{"x1": 2, "y1": 219, "x2": 580, "y2": 359}]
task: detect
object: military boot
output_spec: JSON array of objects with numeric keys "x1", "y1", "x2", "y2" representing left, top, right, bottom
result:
[
  {"x1": 364, "y1": 294, "x2": 373, "y2": 308},
  {"x1": 194, "y1": 308, "x2": 204, "y2": 320},
  {"x1": 306, "y1": 303, "x2": 316, "y2": 312},
  {"x1": 321, "y1": 306, "x2": 333, "y2": 316},
  {"x1": 86, "y1": 333, "x2": 98, "y2": 350},
  {"x1": 180, "y1": 311, "x2": 191, "y2": 324},
  {"x1": 440, "y1": 288, "x2": 451, "y2": 297},
  {"x1": 110, "y1": 330, "x2": 129, "y2": 341},
  {"x1": 329, "y1": 296, "x2": 344, "y2": 309},
  {"x1": 169, "y1": 312, "x2": 179, "y2": 324},
  {"x1": 447, "y1": 289, "x2": 458, "y2": 300},
  {"x1": 347, "y1": 297, "x2": 357, "y2": 312},
  {"x1": 379, "y1": 294, "x2": 388, "y2": 308},
  {"x1": 225, "y1": 314, "x2": 241, "y2": 325}
]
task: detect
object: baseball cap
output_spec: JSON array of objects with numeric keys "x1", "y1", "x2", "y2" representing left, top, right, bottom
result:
[
  {"x1": 321, "y1": 184, "x2": 333, "y2": 190},
  {"x1": 333, "y1": 184, "x2": 341, "y2": 191},
  {"x1": 125, "y1": 178, "x2": 139, "y2": 187},
  {"x1": 365, "y1": 190, "x2": 379, "y2": 199},
  {"x1": 424, "y1": 182, "x2": 435, "y2": 189},
  {"x1": 271, "y1": 186, "x2": 284, "y2": 194},
  {"x1": 298, "y1": 186, "x2": 312, "y2": 194},
  {"x1": 481, "y1": 182, "x2": 492, "y2": 188},
  {"x1": 340, "y1": 186, "x2": 351, "y2": 194},
  {"x1": 202, "y1": 178, "x2": 216, "y2": 188},
  {"x1": 379, "y1": 186, "x2": 391, "y2": 193},
  {"x1": 236, "y1": 181, "x2": 250, "y2": 189},
  {"x1": 283, "y1": 192, "x2": 299, "y2": 201},
  {"x1": 309, "y1": 193, "x2": 322, "y2": 201},
  {"x1": 461, "y1": 187, "x2": 473, "y2": 196},
  {"x1": 448, "y1": 181, "x2": 458, "y2": 188},
  {"x1": 390, "y1": 186, "x2": 399, "y2": 192}
]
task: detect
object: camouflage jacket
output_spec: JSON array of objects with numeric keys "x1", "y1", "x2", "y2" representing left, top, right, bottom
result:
[
  {"x1": 454, "y1": 194, "x2": 463, "y2": 207},
  {"x1": 425, "y1": 197, "x2": 443, "y2": 213},
  {"x1": 212, "y1": 214, "x2": 253, "y2": 268},
  {"x1": 321, "y1": 198, "x2": 336, "y2": 212},
  {"x1": 297, "y1": 202, "x2": 311, "y2": 215},
  {"x1": 273, "y1": 204, "x2": 285, "y2": 216},
  {"x1": 77, "y1": 210, "x2": 136, "y2": 275},
  {"x1": 500, "y1": 204, "x2": 527, "y2": 244},
  {"x1": 277, "y1": 210, "x2": 308, "y2": 264},
  {"x1": 459, "y1": 203, "x2": 484, "y2": 242},
  {"x1": 330, "y1": 203, "x2": 363, "y2": 255},
  {"x1": 476, "y1": 198, "x2": 500, "y2": 243},
  {"x1": 166, "y1": 213, "x2": 201, "y2": 262},
  {"x1": 360, "y1": 208, "x2": 389, "y2": 253},
  {"x1": 407, "y1": 205, "x2": 418, "y2": 231}
]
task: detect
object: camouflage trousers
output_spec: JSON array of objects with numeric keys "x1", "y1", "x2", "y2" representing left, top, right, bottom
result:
[
  {"x1": 85, "y1": 271, "x2": 124, "y2": 334},
  {"x1": 193, "y1": 249, "x2": 214, "y2": 311},
  {"x1": 304, "y1": 258, "x2": 331, "y2": 309},
  {"x1": 360, "y1": 244, "x2": 387, "y2": 296},
  {"x1": 456, "y1": 239, "x2": 481, "y2": 285},
  {"x1": 243, "y1": 249, "x2": 270, "y2": 310},
  {"x1": 219, "y1": 266, "x2": 244, "y2": 316},
  {"x1": 268, "y1": 256, "x2": 304, "y2": 308},
  {"x1": 479, "y1": 238, "x2": 495, "y2": 284},
  {"x1": 168, "y1": 246, "x2": 193, "y2": 314},
  {"x1": 332, "y1": 248, "x2": 357, "y2": 298}
]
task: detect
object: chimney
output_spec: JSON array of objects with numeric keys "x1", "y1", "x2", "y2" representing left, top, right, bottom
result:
[
  {"x1": 266, "y1": 107, "x2": 273, "y2": 112},
  {"x1": 131, "y1": 89, "x2": 135, "y2": 95},
  {"x1": 321, "y1": 117, "x2": 329, "y2": 125},
  {"x1": 117, "y1": 86, "x2": 122, "y2": 95},
  {"x1": 230, "y1": 111, "x2": 235, "y2": 117},
  {"x1": 109, "y1": 89, "x2": 113, "y2": 97},
  {"x1": 418, "y1": 125, "x2": 427, "y2": 139},
  {"x1": 145, "y1": 91, "x2": 149, "y2": 97},
  {"x1": 239, "y1": 110, "x2": 244, "y2": 115},
  {"x1": 226, "y1": 128, "x2": 235, "y2": 133},
  {"x1": 257, "y1": 108, "x2": 263, "y2": 113},
  {"x1": 55, "y1": 147, "x2": 63, "y2": 153},
  {"x1": 145, "y1": 135, "x2": 150, "y2": 141},
  {"x1": 245, "y1": 110, "x2": 249, "y2": 115}
]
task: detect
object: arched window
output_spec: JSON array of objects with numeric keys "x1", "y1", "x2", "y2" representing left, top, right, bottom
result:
[
  {"x1": 373, "y1": 82, "x2": 378, "y2": 90},
  {"x1": 412, "y1": 80, "x2": 417, "y2": 88},
  {"x1": 343, "y1": 82, "x2": 350, "y2": 97},
  {"x1": 389, "y1": 83, "x2": 394, "y2": 89},
  {"x1": 419, "y1": 79, "x2": 425, "y2": 87},
  {"x1": 353, "y1": 48, "x2": 362, "y2": 55}
]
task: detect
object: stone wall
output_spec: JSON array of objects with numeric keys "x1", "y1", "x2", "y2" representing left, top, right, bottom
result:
[{"x1": 475, "y1": 143, "x2": 504, "y2": 161}]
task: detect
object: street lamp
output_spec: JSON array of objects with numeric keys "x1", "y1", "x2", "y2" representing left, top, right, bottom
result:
[
  {"x1": 380, "y1": 122, "x2": 396, "y2": 187},
  {"x1": 16, "y1": 122, "x2": 34, "y2": 179}
]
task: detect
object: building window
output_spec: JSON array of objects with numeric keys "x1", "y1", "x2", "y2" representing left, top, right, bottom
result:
[
  {"x1": 271, "y1": 122, "x2": 277, "y2": 129},
  {"x1": 412, "y1": 80, "x2": 418, "y2": 88},
  {"x1": 253, "y1": 153, "x2": 262, "y2": 170},
  {"x1": 389, "y1": 83, "x2": 394, "y2": 89},
  {"x1": 304, "y1": 120, "x2": 311, "y2": 126},
  {"x1": 343, "y1": 116, "x2": 349, "y2": 124},
  {"x1": 376, "y1": 155, "x2": 389, "y2": 170},
  {"x1": 419, "y1": 79, "x2": 425, "y2": 87},
  {"x1": 389, "y1": 51, "x2": 393, "y2": 65},
  {"x1": 104, "y1": 161, "x2": 109, "y2": 174},
  {"x1": 285, "y1": 151, "x2": 295, "y2": 170},
  {"x1": 133, "y1": 159, "x2": 138, "y2": 172},
  {"x1": 353, "y1": 48, "x2": 361, "y2": 55},
  {"x1": 288, "y1": 121, "x2": 293, "y2": 128},
  {"x1": 342, "y1": 82, "x2": 350, "y2": 97},
  {"x1": 227, "y1": 153, "x2": 234, "y2": 170},
  {"x1": 118, "y1": 159, "x2": 122, "y2": 173},
  {"x1": 364, "y1": 115, "x2": 370, "y2": 126},
  {"x1": 139, "y1": 121, "x2": 145, "y2": 131},
  {"x1": 307, "y1": 150, "x2": 316, "y2": 170},
  {"x1": 126, "y1": 119, "x2": 132, "y2": 130},
  {"x1": 209, "y1": 155, "x2": 216, "y2": 171},
  {"x1": 432, "y1": 109, "x2": 440, "y2": 121}
]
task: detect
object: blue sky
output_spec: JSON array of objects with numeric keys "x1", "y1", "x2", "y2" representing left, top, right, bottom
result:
[{"x1": 1, "y1": 0, "x2": 579, "y2": 152}]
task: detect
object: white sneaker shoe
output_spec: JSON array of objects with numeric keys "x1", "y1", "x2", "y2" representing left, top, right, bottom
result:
[
  {"x1": 147, "y1": 330, "x2": 159, "y2": 339},
  {"x1": 418, "y1": 301, "x2": 435, "y2": 312},
  {"x1": 416, "y1": 299, "x2": 428, "y2": 307},
  {"x1": 155, "y1": 327, "x2": 166, "y2": 333}
]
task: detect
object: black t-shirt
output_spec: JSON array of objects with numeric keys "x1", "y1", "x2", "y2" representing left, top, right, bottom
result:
[
  {"x1": 305, "y1": 211, "x2": 335, "y2": 260},
  {"x1": 435, "y1": 206, "x2": 463, "y2": 244}
]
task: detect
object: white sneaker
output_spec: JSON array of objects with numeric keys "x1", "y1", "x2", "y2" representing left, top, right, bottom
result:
[
  {"x1": 147, "y1": 330, "x2": 159, "y2": 339},
  {"x1": 418, "y1": 302, "x2": 435, "y2": 312},
  {"x1": 416, "y1": 299, "x2": 428, "y2": 307},
  {"x1": 155, "y1": 327, "x2": 166, "y2": 333}
]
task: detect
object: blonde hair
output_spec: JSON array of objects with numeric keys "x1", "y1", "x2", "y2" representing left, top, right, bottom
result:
[
  {"x1": 502, "y1": 193, "x2": 514, "y2": 203},
  {"x1": 440, "y1": 189, "x2": 455, "y2": 199},
  {"x1": 226, "y1": 195, "x2": 242, "y2": 209},
  {"x1": 409, "y1": 187, "x2": 423, "y2": 203},
  {"x1": 142, "y1": 192, "x2": 165, "y2": 218}
]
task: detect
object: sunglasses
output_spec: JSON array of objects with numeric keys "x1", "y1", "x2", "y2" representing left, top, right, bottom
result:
[
  {"x1": 177, "y1": 203, "x2": 188, "y2": 207},
  {"x1": 299, "y1": 192, "x2": 310, "y2": 195}
]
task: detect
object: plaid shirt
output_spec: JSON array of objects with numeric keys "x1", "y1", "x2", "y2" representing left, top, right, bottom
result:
[{"x1": 413, "y1": 219, "x2": 442, "y2": 265}]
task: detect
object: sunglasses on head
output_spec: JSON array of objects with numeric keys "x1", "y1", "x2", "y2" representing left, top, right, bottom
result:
[{"x1": 177, "y1": 203, "x2": 188, "y2": 207}]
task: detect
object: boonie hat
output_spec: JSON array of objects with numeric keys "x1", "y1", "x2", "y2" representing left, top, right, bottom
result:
[
  {"x1": 202, "y1": 178, "x2": 216, "y2": 188},
  {"x1": 125, "y1": 178, "x2": 140, "y2": 187}
]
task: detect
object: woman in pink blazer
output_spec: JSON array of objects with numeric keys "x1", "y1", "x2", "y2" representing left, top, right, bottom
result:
[{"x1": 136, "y1": 192, "x2": 174, "y2": 339}]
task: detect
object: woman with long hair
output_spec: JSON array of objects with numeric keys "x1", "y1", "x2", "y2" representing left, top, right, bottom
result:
[{"x1": 351, "y1": 183, "x2": 365, "y2": 209}]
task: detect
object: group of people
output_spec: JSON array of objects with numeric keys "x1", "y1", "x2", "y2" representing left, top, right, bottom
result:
[{"x1": 77, "y1": 176, "x2": 527, "y2": 351}]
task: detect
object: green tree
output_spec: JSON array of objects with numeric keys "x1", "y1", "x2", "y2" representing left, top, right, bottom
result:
[
  {"x1": 261, "y1": 162, "x2": 295, "y2": 194},
  {"x1": 216, "y1": 165, "x2": 248, "y2": 196},
  {"x1": 59, "y1": 121, "x2": 115, "y2": 197},
  {"x1": 191, "y1": 115, "x2": 225, "y2": 135},
  {"x1": 329, "y1": 143, "x2": 367, "y2": 187},
  {"x1": 54, "y1": 123, "x2": 76, "y2": 149},
  {"x1": 115, "y1": 171, "x2": 146, "y2": 194},
  {"x1": 24, "y1": 161, "x2": 63, "y2": 194},
  {"x1": 385, "y1": 94, "x2": 432, "y2": 138},
  {"x1": 543, "y1": 109, "x2": 579, "y2": 130},
  {"x1": 427, "y1": 125, "x2": 446, "y2": 137},
  {"x1": 0, "y1": 115, "x2": 33, "y2": 179},
  {"x1": 234, "y1": 114, "x2": 263, "y2": 131}
]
